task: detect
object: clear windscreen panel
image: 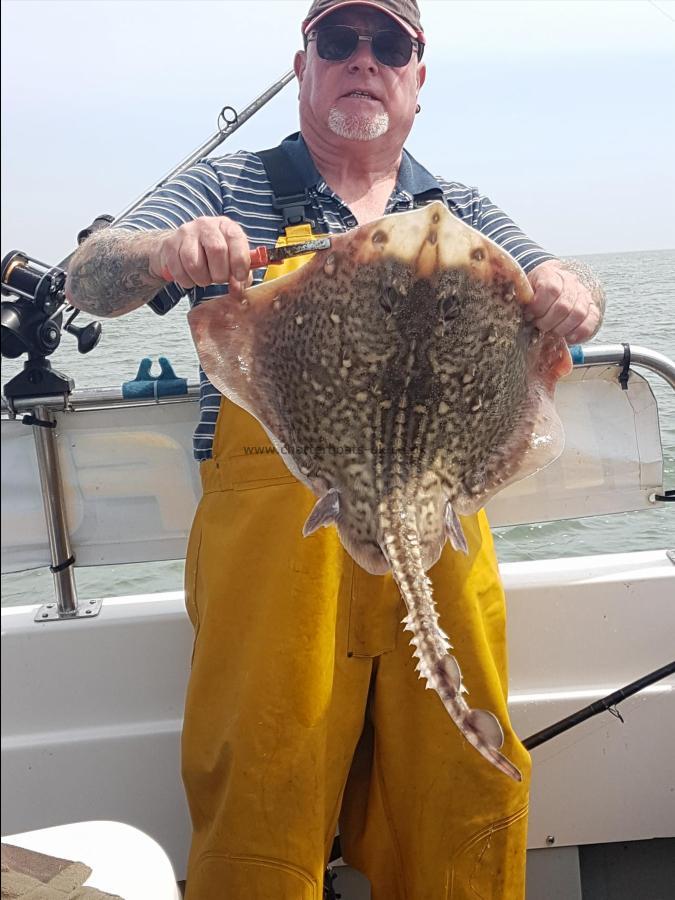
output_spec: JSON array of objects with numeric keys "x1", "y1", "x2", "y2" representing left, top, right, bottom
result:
[{"x1": 0, "y1": 366, "x2": 664, "y2": 574}]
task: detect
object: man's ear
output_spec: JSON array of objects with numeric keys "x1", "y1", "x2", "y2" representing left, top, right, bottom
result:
[
  {"x1": 417, "y1": 62, "x2": 427, "y2": 92},
  {"x1": 294, "y1": 50, "x2": 306, "y2": 84}
]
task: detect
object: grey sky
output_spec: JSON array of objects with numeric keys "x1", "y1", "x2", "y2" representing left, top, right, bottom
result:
[{"x1": 2, "y1": 0, "x2": 674, "y2": 264}]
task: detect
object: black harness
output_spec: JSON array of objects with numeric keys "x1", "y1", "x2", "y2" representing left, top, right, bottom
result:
[{"x1": 256, "y1": 141, "x2": 445, "y2": 233}]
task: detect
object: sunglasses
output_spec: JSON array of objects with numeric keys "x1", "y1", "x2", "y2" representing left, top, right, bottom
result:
[{"x1": 307, "y1": 24, "x2": 423, "y2": 68}]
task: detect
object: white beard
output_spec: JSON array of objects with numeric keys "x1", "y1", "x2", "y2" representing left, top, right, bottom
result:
[{"x1": 327, "y1": 107, "x2": 390, "y2": 141}]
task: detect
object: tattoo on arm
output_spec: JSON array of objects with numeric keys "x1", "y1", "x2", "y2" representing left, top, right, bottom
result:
[
  {"x1": 65, "y1": 229, "x2": 166, "y2": 317},
  {"x1": 559, "y1": 257, "x2": 607, "y2": 336}
]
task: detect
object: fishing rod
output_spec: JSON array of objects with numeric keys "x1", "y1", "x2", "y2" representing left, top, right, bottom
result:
[
  {"x1": 60, "y1": 68, "x2": 296, "y2": 268},
  {"x1": 522, "y1": 659, "x2": 675, "y2": 750},
  {"x1": 1, "y1": 71, "x2": 296, "y2": 398}
]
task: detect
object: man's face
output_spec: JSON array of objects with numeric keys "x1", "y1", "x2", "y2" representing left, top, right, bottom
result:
[{"x1": 295, "y1": 6, "x2": 426, "y2": 147}]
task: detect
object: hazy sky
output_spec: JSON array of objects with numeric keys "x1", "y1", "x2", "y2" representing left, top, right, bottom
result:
[{"x1": 2, "y1": 0, "x2": 674, "y2": 264}]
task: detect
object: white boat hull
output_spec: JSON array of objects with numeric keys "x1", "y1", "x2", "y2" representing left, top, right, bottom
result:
[{"x1": 3, "y1": 550, "x2": 673, "y2": 881}]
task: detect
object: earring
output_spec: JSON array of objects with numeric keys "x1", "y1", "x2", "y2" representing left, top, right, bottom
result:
[{"x1": 415, "y1": 104, "x2": 421, "y2": 114}]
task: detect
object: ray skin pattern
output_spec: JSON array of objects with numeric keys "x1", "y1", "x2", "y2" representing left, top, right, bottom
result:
[{"x1": 189, "y1": 201, "x2": 572, "y2": 780}]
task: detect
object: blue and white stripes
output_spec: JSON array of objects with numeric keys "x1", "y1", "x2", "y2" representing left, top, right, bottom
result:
[{"x1": 113, "y1": 135, "x2": 555, "y2": 460}]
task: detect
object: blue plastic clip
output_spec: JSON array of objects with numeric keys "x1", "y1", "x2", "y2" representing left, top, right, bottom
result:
[
  {"x1": 122, "y1": 357, "x2": 188, "y2": 400},
  {"x1": 569, "y1": 344, "x2": 584, "y2": 365}
]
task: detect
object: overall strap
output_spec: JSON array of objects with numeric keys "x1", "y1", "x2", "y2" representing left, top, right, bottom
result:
[
  {"x1": 258, "y1": 142, "x2": 447, "y2": 231},
  {"x1": 257, "y1": 145, "x2": 316, "y2": 230}
]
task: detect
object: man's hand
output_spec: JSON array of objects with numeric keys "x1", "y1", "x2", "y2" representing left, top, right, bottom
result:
[
  {"x1": 526, "y1": 259, "x2": 606, "y2": 344},
  {"x1": 149, "y1": 216, "x2": 253, "y2": 301}
]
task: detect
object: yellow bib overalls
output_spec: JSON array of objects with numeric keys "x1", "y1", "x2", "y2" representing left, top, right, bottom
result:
[{"x1": 182, "y1": 225, "x2": 531, "y2": 900}]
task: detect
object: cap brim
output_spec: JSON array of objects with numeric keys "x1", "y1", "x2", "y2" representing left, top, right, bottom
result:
[{"x1": 303, "y1": 1, "x2": 418, "y2": 39}]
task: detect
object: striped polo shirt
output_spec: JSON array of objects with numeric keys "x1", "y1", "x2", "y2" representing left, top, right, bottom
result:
[{"x1": 114, "y1": 132, "x2": 555, "y2": 461}]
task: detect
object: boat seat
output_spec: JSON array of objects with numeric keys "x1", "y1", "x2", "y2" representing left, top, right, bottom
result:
[{"x1": 1, "y1": 820, "x2": 181, "y2": 899}]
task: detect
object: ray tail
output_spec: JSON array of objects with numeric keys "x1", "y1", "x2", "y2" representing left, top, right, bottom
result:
[{"x1": 379, "y1": 492, "x2": 522, "y2": 782}]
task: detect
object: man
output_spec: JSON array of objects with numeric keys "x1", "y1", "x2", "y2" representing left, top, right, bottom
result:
[{"x1": 67, "y1": 1, "x2": 604, "y2": 897}]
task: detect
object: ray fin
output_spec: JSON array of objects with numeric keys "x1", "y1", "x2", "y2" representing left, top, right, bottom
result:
[
  {"x1": 465, "y1": 708, "x2": 506, "y2": 750},
  {"x1": 444, "y1": 503, "x2": 468, "y2": 554},
  {"x1": 454, "y1": 333, "x2": 572, "y2": 516},
  {"x1": 435, "y1": 654, "x2": 462, "y2": 692},
  {"x1": 186, "y1": 268, "x2": 332, "y2": 489},
  {"x1": 303, "y1": 489, "x2": 341, "y2": 537}
]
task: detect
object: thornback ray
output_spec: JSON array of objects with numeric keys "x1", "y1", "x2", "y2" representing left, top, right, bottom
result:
[{"x1": 188, "y1": 201, "x2": 572, "y2": 781}]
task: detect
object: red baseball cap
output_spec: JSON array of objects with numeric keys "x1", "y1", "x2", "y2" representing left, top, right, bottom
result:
[{"x1": 302, "y1": 0, "x2": 425, "y2": 43}]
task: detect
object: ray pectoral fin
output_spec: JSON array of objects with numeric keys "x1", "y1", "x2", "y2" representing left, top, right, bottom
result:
[
  {"x1": 302, "y1": 489, "x2": 341, "y2": 537},
  {"x1": 454, "y1": 335, "x2": 571, "y2": 519},
  {"x1": 498, "y1": 333, "x2": 571, "y2": 486},
  {"x1": 187, "y1": 260, "x2": 317, "y2": 404},
  {"x1": 188, "y1": 297, "x2": 296, "y2": 463},
  {"x1": 536, "y1": 331, "x2": 574, "y2": 388},
  {"x1": 444, "y1": 503, "x2": 469, "y2": 554},
  {"x1": 188, "y1": 298, "x2": 256, "y2": 408}
]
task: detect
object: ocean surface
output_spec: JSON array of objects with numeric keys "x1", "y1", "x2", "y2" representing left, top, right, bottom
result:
[{"x1": 2, "y1": 249, "x2": 673, "y2": 607}]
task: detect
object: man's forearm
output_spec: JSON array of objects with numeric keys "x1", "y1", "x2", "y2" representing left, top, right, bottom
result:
[{"x1": 66, "y1": 229, "x2": 166, "y2": 317}]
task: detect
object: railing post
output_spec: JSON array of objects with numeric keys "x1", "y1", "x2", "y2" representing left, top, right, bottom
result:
[{"x1": 31, "y1": 404, "x2": 101, "y2": 622}]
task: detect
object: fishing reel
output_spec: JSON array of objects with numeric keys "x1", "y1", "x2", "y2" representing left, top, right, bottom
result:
[
  {"x1": 1, "y1": 251, "x2": 102, "y2": 402},
  {"x1": 1, "y1": 252, "x2": 102, "y2": 358},
  {"x1": 0, "y1": 215, "x2": 115, "y2": 402}
]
